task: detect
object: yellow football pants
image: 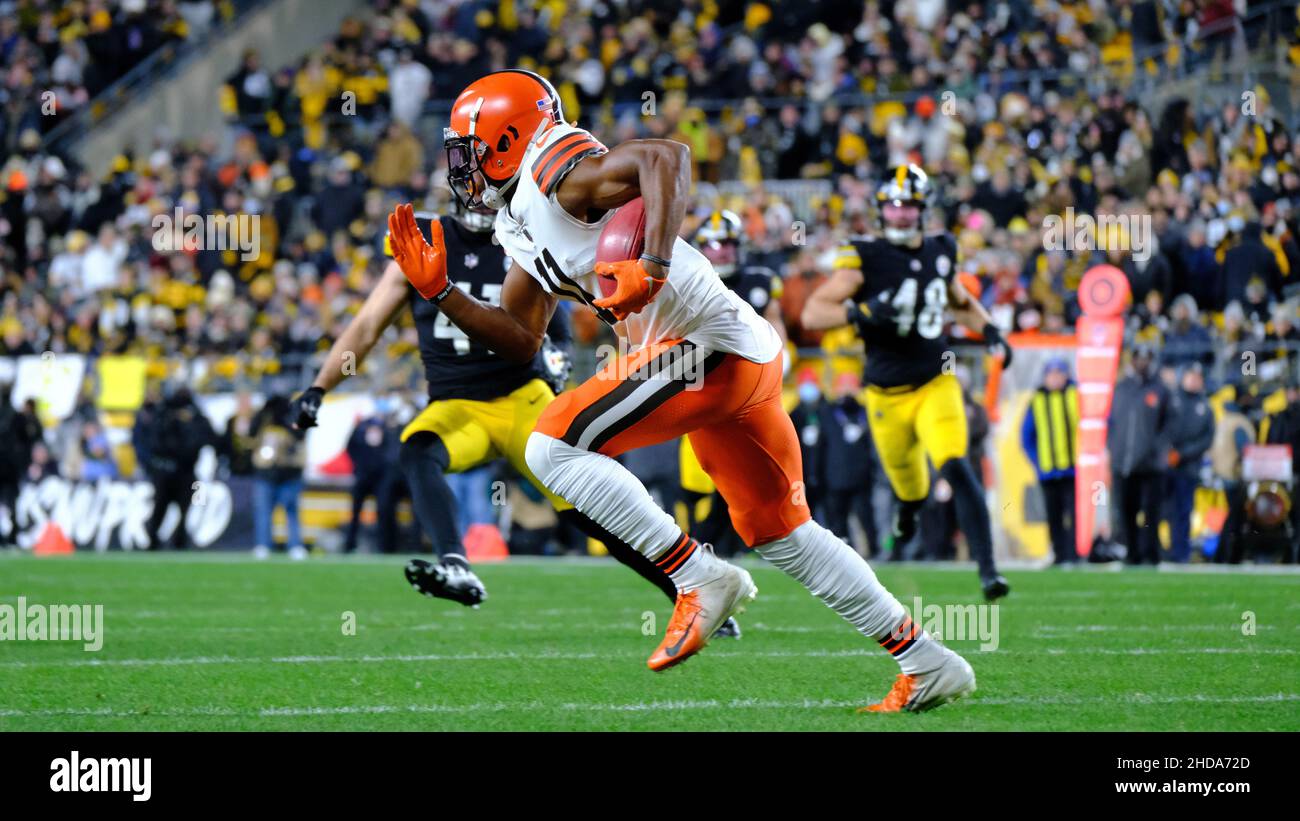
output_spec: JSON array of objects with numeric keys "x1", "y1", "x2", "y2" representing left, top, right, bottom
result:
[
  {"x1": 863, "y1": 373, "x2": 968, "y2": 502},
  {"x1": 401, "y1": 378, "x2": 570, "y2": 510}
]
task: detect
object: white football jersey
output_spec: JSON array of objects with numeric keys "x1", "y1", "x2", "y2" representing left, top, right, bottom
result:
[{"x1": 494, "y1": 123, "x2": 781, "y2": 363}]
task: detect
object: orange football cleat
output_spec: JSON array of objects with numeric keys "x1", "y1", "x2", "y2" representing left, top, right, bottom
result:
[
  {"x1": 647, "y1": 561, "x2": 756, "y2": 672},
  {"x1": 859, "y1": 674, "x2": 916, "y2": 713},
  {"x1": 859, "y1": 650, "x2": 976, "y2": 713}
]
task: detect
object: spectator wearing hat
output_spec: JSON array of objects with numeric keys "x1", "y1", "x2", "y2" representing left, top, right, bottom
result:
[
  {"x1": 1162, "y1": 363, "x2": 1215, "y2": 562},
  {"x1": 1109, "y1": 344, "x2": 1172, "y2": 565},
  {"x1": 1022, "y1": 358, "x2": 1080, "y2": 565},
  {"x1": 1161, "y1": 294, "x2": 1214, "y2": 368},
  {"x1": 142, "y1": 386, "x2": 217, "y2": 551}
]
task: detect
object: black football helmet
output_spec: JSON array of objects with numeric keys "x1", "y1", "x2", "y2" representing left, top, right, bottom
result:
[
  {"x1": 876, "y1": 164, "x2": 931, "y2": 246},
  {"x1": 693, "y1": 209, "x2": 744, "y2": 278}
]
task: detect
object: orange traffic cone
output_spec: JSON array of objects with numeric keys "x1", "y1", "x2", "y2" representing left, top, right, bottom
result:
[
  {"x1": 33, "y1": 522, "x2": 74, "y2": 556},
  {"x1": 463, "y1": 523, "x2": 508, "y2": 563}
]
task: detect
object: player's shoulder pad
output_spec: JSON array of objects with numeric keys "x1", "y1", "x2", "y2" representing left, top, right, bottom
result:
[
  {"x1": 832, "y1": 241, "x2": 864, "y2": 271},
  {"x1": 754, "y1": 266, "x2": 780, "y2": 298},
  {"x1": 531, "y1": 126, "x2": 608, "y2": 197},
  {"x1": 925, "y1": 231, "x2": 959, "y2": 258},
  {"x1": 383, "y1": 211, "x2": 440, "y2": 257}
]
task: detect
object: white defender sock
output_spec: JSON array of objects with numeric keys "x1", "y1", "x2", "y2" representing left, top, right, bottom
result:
[{"x1": 756, "y1": 520, "x2": 947, "y2": 674}]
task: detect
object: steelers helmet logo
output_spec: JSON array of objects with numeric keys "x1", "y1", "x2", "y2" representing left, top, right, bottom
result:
[
  {"x1": 749, "y1": 287, "x2": 769, "y2": 308},
  {"x1": 936, "y1": 255, "x2": 951, "y2": 276},
  {"x1": 464, "y1": 253, "x2": 479, "y2": 269},
  {"x1": 910, "y1": 259, "x2": 922, "y2": 271}
]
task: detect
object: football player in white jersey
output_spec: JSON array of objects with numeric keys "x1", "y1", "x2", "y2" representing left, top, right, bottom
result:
[{"x1": 387, "y1": 69, "x2": 974, "y2": 711}]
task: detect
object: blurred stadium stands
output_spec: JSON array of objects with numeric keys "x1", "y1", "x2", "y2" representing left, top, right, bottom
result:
[{"x1": 2, "y1": 0, "x2": 1300, "y2": 558}]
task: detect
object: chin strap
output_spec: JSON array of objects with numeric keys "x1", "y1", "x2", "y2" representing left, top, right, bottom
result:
[{"x1": 882, "y1": 227, "x2": 922, "y2": 245}]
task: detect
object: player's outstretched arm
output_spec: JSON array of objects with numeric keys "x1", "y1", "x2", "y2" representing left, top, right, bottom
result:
[
  {"x1": 947, "y1": 277, "x2": 992, "y2": 332},
  {"x1": 802, "y1": 268, "x2": 865, "y2": 331},
  {"x1": 290, "y1": 259, "x2": 410, "y2": 429},
  {"x1": 311, "y1": 261, "x2": 409, "y2": 393},
  {"x1": 949, "y1": 278, "x2": 1013, "y2": 367}
]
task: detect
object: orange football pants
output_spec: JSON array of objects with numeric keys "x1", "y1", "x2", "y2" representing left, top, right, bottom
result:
[{"x1": 535, "y1": 339, "x2": 809, "y2": 546}]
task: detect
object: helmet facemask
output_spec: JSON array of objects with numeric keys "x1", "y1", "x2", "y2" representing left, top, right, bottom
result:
[
  {"x1": 445, "y1": 131, "x2": 496, "y2": 211},
  {"x1": 700, "y1": 239, "x2": 739, "y2": 277},
  {"x1": 693, "y1": 209, "x2": 744, "y2": 278},
  {"x1": 880, "y1": 200, "x2": 923, "y2": 246}
]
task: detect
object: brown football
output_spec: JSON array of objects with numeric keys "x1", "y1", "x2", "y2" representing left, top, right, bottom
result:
[{"x1": 594, "y1": 197, "x2": 646, "y2": 298}]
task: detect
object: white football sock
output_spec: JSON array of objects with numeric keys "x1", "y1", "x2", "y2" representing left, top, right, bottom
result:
[
  {"x1": 658, "y1": 536, "x2": 729, "y2": 591},
  {"x1": 525, "y1": 432, "x2": 681, "y2": 558},
  {"x1": 755, "y1": 520, "x2": 947, "y2": 674}
]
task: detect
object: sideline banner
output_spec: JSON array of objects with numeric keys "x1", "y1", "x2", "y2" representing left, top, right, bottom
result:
[{"x1": 6, "y1": 474, "x2": 253, "y2": 552}]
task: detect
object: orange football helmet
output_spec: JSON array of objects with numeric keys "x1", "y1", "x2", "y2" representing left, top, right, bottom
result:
[{"x1": 444, "y1": 69, "x2": 563, "y2": 210}]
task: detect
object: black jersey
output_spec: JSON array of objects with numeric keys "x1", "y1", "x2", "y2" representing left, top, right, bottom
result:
[
  {"x1": 392, "y1": 214, "x2": 567, "y2": 401},
  {"x1": 836, "y1": 233, "x2": 959, "y2": 389},
  {"x1": 723, "y1": 263, "x2": 782, "y2": 315}
]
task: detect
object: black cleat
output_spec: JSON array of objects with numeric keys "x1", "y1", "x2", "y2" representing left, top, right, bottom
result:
[
  {"x1": 982, "y1": 575, "x2": 1010, "y2": 601},
  {"x1": 405, "y1": 556, "x2": 486, "y2": 608},
  {"x1": 712, "y1": 616, "x2": 742, "y2": 639}
]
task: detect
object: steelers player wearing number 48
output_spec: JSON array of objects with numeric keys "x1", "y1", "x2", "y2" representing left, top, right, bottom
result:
[
  {"x1": 287, "y1": 192, "x2": 737, "y2": 633},
  {"x1": 803, "y1": 165, "x2": 1011, "y2": 601}
]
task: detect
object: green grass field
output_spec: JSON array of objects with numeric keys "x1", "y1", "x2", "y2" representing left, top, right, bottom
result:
[{"x1": 1, "y1": 553, "x2": 1297, "y2": 731}]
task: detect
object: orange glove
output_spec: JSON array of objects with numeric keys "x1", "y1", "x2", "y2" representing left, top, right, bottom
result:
[
  {"x1": 592, "y1": 259, "x2": 666, "y2": 320},
  {"x1": 1167, "y1": 449, "x2": 1180, "y2": 467},
  {"x1": 387, "y1": 203, "x2": 450, "y2": 301}
]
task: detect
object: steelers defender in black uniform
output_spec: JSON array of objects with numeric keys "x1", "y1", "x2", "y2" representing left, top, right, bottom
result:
[
  {"x1": 679, "y1": 209, "x2": 788, "y2": 557},
  {"x1": 803, "y1": 165, "x2": 1010, "y2": 600},
  {"x1": 289, "y1": 198, "x2": 722, "y2": 622}
]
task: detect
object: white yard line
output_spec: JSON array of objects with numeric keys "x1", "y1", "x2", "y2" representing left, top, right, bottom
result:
[
  {"x1": 3, "y1": 550, "x2": 1299, "y2": 574},
  {"x1": 2, "y1": 693, "x2": 1298, "y2": 720},
  {"x1": 1032, "y1": 624, "x2": 1280, "y2": 633},
  {"x1": 2, "y1": 646, "x2": 1295, "y2": 669}
]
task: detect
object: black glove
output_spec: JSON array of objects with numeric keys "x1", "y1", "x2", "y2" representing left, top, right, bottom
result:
[
  {"x1": 540, "y1": 335, "x2": 573, "y2": 395},
  {"x1": 982, "y1": 323, "x2": 1013, "y2": 368},
  {"x1": 289, "y1": 386, "x2": 325, "y2": 430},
  {"x1": 845, "y1": 292, "x2": 897, "y2": 335}
]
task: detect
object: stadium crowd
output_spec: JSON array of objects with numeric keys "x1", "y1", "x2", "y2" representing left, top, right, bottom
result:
[{"x1": 2, "y1": 0, "x2": 1300, "y2": 560}]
